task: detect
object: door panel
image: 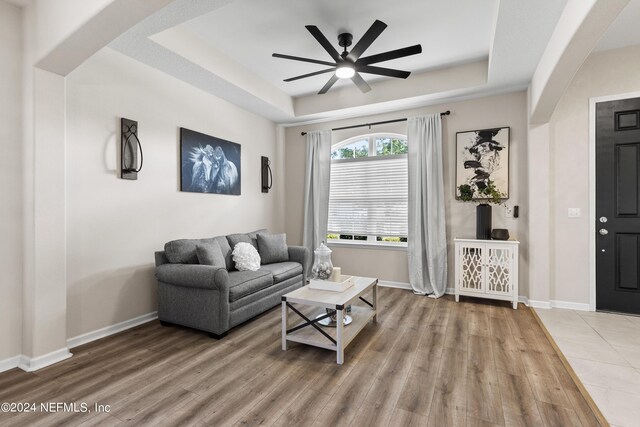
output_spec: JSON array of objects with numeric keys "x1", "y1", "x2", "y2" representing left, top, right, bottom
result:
[
  {"x1": 617, "y1": 234, "x2": 639, "y2": 291},
  {"x1": 486, "y1": 245, "x2": 512, "y2": 296},
  {"x1": 596, "y1": 99, "x2": 640, "y2": 314},
  {"x1": 616, "y1": 144, "x2": 639, "y2": 216},
  {"x1": 460, "y1": 245, "x2": 484, "y2": 293}
]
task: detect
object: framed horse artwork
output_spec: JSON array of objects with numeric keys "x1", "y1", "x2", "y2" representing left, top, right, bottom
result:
[{"x1": 180, "y1": 128, "x2": 241, "y2": 195}]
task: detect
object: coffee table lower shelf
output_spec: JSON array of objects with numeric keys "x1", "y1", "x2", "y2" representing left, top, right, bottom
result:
[{"x1": 285, "y1": 306, "x2": 375, "y2": 352}]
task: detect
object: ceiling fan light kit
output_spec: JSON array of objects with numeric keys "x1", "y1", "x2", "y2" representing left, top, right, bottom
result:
[
  {"x1": 335, "y1": 64, "x2": 355, "y2": 79},
  {"x1": 273, "y1": 19, "x2": 422, "y2": 94}
]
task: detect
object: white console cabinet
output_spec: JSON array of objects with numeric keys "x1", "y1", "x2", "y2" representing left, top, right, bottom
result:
[{"x1": 454, "y1": 238, "x2": 519, "y2": 309}]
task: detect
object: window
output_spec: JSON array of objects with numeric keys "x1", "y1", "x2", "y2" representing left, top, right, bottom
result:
[{"x1": 328, "y1": 133, "x2": 408, "y2": 247}]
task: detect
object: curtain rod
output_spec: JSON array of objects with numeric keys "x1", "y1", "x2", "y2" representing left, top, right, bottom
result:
[{"x1": 300, "y1": 110, "x2": 450, "y2": 136}]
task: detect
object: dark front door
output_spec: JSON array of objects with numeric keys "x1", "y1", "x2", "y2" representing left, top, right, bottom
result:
[{"x1": 596, "y1": 98, "x2": 640, "y2": 314}]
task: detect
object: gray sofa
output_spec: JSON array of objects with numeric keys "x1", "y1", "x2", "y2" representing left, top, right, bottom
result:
[{"x1": 154, "y1": 230, "x2": 309, "y2": 338}]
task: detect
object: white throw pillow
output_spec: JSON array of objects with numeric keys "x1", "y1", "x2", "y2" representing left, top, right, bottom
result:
[{"x1": 232, "y1": 242, "x2": 261, "y2": 271}]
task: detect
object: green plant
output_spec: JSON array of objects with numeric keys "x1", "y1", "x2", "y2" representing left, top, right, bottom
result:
[{"x1": 457, "y1": 180, "x2": 505, "y2": 205}]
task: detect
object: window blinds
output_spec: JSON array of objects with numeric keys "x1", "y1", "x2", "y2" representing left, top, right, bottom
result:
[{"x1": 328, "y1": 155, "x2": 408, "y2": 237}]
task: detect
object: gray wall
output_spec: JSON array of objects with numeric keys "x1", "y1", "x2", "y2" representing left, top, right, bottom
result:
[
  {"x1": 65, "y1": 47, "x2": 285, "y2": 339},
  {"x1": 546, "y1": 45, "x2": 640, "y2": 304},
  {"x1": 0, "y1": 1, "x2": 23, "y2": 362},
  {"x1": 285, "y1": 91, "x2": 529, "y2": 294}
]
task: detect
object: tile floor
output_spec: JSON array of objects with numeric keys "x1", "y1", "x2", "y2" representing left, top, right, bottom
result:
[{"x1": 534, "y1": 308, "x2": 640, "y2": 427}]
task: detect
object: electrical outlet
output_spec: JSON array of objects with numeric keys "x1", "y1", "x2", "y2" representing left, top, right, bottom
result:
[
  {"x1": 568, "y1": 208, "x2": 581, "y2": 218},
  {"x1": 505, "y1": 205, "x2": 514, "y2": 219}
]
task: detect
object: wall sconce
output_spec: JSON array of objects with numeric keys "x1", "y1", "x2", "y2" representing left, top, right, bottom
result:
[
  {"x1": 121, "y1": 118, "x2": 143, "y2": 180},
  {"x1": 261, "y1": 156, "x2": 272, "y2": 193}
]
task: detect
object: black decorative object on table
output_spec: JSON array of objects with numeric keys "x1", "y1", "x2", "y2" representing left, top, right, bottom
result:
[
  {"x1": 476, "y1": 204, "x2": 492, "y2": 240},
  {"x1": 458, "y1": 179, "x2": 505, "y2": 240},
  {"x1": 180, "y1": 128, "x2": 241, "y2": 195},
  {"x1": 491, "y1": 229, "x2": 510, "y2": 240},
  {"x1": 121, "y1": 118, "x2": 143, "y2": 180}
]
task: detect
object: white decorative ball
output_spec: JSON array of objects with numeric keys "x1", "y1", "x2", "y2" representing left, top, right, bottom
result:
[{"x1": 232, "y1": 242, "x2": 261, "y2": 271}]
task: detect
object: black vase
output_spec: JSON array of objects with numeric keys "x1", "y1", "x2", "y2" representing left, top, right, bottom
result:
[{"x1": 476, "y1": 204, "x2": 492, "y2": 240}]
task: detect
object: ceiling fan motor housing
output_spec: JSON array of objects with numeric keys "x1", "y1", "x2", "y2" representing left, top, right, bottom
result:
[{"x1": 338, "y1": 33, "x2": 353, "y2": 48}]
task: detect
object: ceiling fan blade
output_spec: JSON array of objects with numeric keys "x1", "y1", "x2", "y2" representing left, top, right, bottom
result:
[
  {"x1": 272, "y1": 53, "x2": 336, "y2": 67},
  {"x1": 346, "y1": 20, "x2": 387, "y2": 62},
  {"x1": 305, "y1": 25, "x2": 342, "y2": 63},
  {"x1": 318, "y1": 75, "x2": 339, "y2": 94},
  {"x1": 351, "y1": 73, "x2": 371, "y2": 93},
  {"x1": 284, "y1": 68, "x2": 336, "y2": 82},
  {"x1": 357, "y1": 65, "x2": 411, "y2": 79},
  {"x1": 357, "y1": 44, "x2": 422, "y2": 66}
]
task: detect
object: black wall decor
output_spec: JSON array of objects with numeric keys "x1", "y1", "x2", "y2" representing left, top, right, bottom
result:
[
  {"x1": 121, "y1": 118, "x2": 143, "y2": 180},
  {"x1": 261, "y1": 156, "x2": 272, "y2": 193}
]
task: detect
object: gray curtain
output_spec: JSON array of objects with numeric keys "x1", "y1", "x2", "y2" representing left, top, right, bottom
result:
[
  {"x1": 302, "y1": 130, "x2": 332, "y2": 275},
  {"x1": 407, "y1": 115, "x2": 447, "y2": 297}
]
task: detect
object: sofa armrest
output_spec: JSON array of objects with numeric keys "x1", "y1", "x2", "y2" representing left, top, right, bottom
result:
[
  {"x1": 155, "y1": 251, "x2": 170, "y2": 267},
  {"x1": 288, "y1": 245, "x2": 310, "y2": 279},
  {"x1": 155, "y1": 264, "x2": 229, "y2": 292}
]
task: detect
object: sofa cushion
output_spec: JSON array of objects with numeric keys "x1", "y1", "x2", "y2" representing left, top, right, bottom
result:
[
  {"x1": 228, "y1": 270, "x2": 273, "y2": 302},
  {"x1": 196, "y1": 241, "x2": 226, "y2": 268},
  {"x1": 248, "y1": 228, "x2": 267, "y2": 243},
  {"x1": 259, "y1": 262, "x2": 303, "y2": 284},
  {"x1": 214, "y1": 236, "x2": 234, "y2": 271},
  {"x1": 165, "y1": 237, "x2": 217, "y2": 264},
  {"x1": 226, "y1": 229, "x2": 268, "y2": 252},
  {"x1": 257, "y1": 233, "x2": 289, "y2": 264},
  {"x1": 227, "y1": 233, "x2": 253, "y2": 251}
]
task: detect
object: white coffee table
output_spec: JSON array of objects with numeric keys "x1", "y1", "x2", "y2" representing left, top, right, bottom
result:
[{"x1": 281, "y1": 276, "x2": 378, "y2": 364}]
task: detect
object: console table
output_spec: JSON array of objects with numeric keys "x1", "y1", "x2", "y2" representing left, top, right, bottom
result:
[{"x1": 454, "y1": 238, "x2": 519, "y2": 309}]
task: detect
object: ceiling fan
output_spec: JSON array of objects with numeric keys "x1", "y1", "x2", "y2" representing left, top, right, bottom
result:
[{"x1": 272, "y1": 20, "x2": 422, "y2": 95}]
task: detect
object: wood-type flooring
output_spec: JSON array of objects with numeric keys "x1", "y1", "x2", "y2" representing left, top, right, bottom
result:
[{"x1": 0, "y1": 287, "x2": 603, "y2": 426}]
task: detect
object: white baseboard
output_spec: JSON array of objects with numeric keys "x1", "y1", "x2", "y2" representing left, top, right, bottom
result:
[
  {"x1": 530, "y1": 300, "x2": 591, "y2": 311},
  {"x1": 0, "y1": 312, "x2": 159, "y2": 373},
  {"x1": 67, "y1": 311, "x2": 158, "y2": 350},
  {"x1": 378, "y1": 280, "x2": 412, "y2": 290},
  {"x1": 528, "y1": 299, "x2": 552, "y2": 309},
  {"x1": 18, "y1": 348, "x2": 73, "y2": 372},
  {"x1": 0, "y1": 355, "x2": 22, "y2": 373}
]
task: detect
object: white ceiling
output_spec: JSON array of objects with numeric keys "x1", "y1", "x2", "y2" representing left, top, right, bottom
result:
[
  {"x1": 595, "y1": 0, "x2": 640, "y2": 52},
  {"x1": 110, "y1": 0, "x2": 569, "y2": 124},
  {"x1": 182, "y1": 0, "x2": 495, "y2": 97}
]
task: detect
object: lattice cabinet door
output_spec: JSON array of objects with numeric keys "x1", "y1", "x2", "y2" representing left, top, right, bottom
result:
[
  {"x1": 456, "y1": 242, "x2": 485, "y2": 293},
  {"x1": 485, "y1": 243, "x2": 516, "y2": 297},
  {"x1": 455, "y1": 238, "x2": 519, "y2": 309}
]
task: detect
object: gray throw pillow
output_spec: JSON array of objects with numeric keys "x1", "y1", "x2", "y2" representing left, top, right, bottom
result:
[
  {"x1": 257, "y1": 233, "x2": 289, "y2": 265},
  {"x1": 196, "y1": 241, "x2": 226, "y2": 269},
  {"x1": 215, "y1": 236, "x2": 234, "y2": 270},
  {"x1": 227, "y1": 233, "x2": 255, "y2": 250},
  {"x1": 165, "y1": 237, "x2": 217, "y2": 264}
]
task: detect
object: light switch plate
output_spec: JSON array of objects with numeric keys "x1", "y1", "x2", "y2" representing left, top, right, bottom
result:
[
  {"x1": 505, "y1": 205, "x2": 514, "y2": 218},
  {"x1": 568, "y1": 208, "x2": 581, "y2": 218}
]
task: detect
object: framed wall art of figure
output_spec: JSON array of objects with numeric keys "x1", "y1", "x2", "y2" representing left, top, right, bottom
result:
[{"x1": 455, "y1": 127, "x2": 509, "y2": 199}]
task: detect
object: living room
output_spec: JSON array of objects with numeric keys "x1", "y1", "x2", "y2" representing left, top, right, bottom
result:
[{"x1": 2, "y1": 0, "x2": 640, "y2": 425}]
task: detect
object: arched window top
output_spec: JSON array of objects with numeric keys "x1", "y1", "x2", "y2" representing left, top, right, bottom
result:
[{"x1": 331, "y1": 133, "x2": 407, "y2": 160}]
